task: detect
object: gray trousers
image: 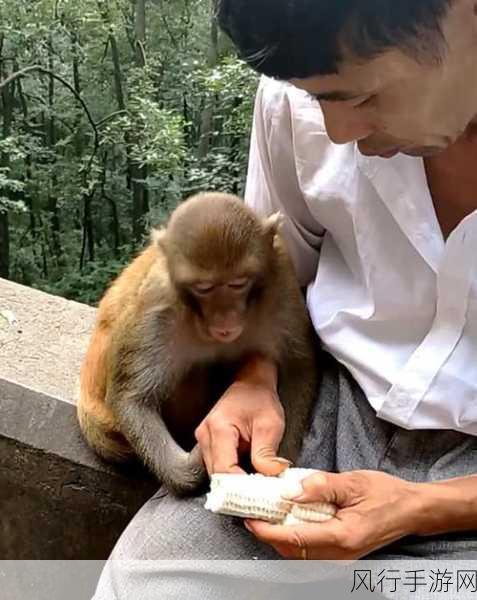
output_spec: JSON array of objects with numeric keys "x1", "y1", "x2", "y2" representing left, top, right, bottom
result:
[{"x1": 94, "y1": 352, "x2": 477, "y2": 598}]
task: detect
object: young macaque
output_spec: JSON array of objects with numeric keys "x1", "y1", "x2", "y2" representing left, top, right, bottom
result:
[{"x1": 78, "y1": 192, "x2": 318, "y2": 495}]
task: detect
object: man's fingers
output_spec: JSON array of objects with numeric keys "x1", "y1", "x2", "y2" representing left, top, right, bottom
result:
[
  {"x1": 245, "y1": 518, "x2": 366, "y2": 561},
  {"x1": 251, "y1": 418, "x2": 289, "y2": 475},
  {"x1": 244, "y1": 520, "x2": 310, "y2": 553},
  {"x1": 194, "y1": 423, "x2": 213, "y2": 474},
  {"x1": 208, "y1": 422, "x2": 244, "y2": 473},
  {"x1": 245, "y1": 519, "x2": 339, "y2": 551}
]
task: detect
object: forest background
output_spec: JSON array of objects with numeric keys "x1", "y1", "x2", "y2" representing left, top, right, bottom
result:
[{"x1": 0, "y1": 0, "x2": 258, "y2": 304}]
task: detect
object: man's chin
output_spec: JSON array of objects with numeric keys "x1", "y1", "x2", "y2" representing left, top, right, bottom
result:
[
  {"x1": 358, "y1": 144, "x2": 446, "y2": 159},
  {"x1": 401, "y1": 146, "x2": 446, "y2": 157}
]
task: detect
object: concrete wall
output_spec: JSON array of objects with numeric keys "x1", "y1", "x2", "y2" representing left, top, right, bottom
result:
[{"x1": 0, "y1": 279, "x2": 156, "y2": 559}]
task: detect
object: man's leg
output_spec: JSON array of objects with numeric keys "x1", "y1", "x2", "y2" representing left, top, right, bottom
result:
[
  {"x1": 103, "y1": 488, "x2": 281, "y2": 561},
  {"x1": 93, "y1": 355, "x2": 350, "y2": 599},
  {"x1": 94, "y1": 351, "x2": 477, "y2": 598},
  {"x1": 328, "y1": 352, "x2": 477, "y2": 560}
]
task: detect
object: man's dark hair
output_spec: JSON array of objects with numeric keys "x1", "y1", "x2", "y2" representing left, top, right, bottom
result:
[{"x1": 217, "y1": 0, "x2": 452, "y2": 79}]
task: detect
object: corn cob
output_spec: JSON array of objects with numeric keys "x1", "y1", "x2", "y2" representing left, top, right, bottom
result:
[{"x1": 204, "y1": 468, "x2": 337, "y2": 525}]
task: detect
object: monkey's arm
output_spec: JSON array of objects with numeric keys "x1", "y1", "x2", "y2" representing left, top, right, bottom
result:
[
  {"x1": 235, "y1": 353, "x2": 279, "y2": 389},
  {"x1": 276, "y1": 351, "x2": 318, "y2": 464},
  {"x1": 112, "y1": 396, "x2": 205, "y2": 495},
  {"x1": 274, "y1": 284, "x2": 320, "y2": 464},
  {"x1": 106, "y1": 310, "x2": 207, "y2": 496}
]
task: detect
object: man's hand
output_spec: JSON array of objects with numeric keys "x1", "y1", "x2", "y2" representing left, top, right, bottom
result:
[
  {"x1": 244, "y1": 470, "x2": 420, "y2": 560},
  {"x1": 195, "y1": 356, "x2": 291, "y2": 476}
]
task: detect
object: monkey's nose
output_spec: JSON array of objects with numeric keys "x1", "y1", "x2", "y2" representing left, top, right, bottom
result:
[{"x1": 209, "y1": 326, "x2": 243, "y2": 343}]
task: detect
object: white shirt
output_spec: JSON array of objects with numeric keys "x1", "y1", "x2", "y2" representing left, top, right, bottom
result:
[{"x1": 245, "y1": 76, "x2": 477, "y2": 436}]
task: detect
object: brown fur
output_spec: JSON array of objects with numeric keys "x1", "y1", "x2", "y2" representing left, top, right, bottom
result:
[
  {"x1": 78, "y1": 245, "x2": 162, "y2": 461},
  {"x1": 77, "y1": 192, "x2": 318, "y2": 495}
]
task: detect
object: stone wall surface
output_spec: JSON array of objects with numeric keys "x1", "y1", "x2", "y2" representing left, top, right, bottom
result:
[{"x1": 0, "y1": 278, "x2": 157, "y2": 559}]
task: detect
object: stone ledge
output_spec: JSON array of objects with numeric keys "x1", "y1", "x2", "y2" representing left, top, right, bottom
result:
[{"x1": 0, "y1": 278, "x2": 157, "y2": 559}]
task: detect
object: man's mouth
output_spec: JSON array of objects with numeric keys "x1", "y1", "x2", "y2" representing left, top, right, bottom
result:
[
  {"x1": 358, "y1": 144, "x2": 401, "y2": 158},
  {"x1": 378, "y1": 148, "x2": 400, "y2": 158}
]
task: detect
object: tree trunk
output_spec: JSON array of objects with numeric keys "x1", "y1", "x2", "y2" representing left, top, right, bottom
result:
[
  {"x1": 229, "y1": 96, "x2": 243, "y2": 195},
  {"x1": 71, "y1": 28, "x2": 95, "y2": 265},
  {"x1": 108, "y1": 31, "x2": 139, "y2": 228},
  {"x1": 135, "y1": 0, "x2": 146, "y2": 68},
  {"x1": 101, "y1": 152, "x2": 120, "y2": 257},
  {"x1": 197, "y1": 0, "x2": 218, "y2": 160},
  {"x1": 46, "y1": 34, "x2": 62, "y2": 262},
  {"x1": 109, "y1": 34, "x2": 126, "y2": 111},
  {"x1": 99, "y1": 0, "x2": 133, "y2": 201},
  {"x1": 131, "y1": 0, "x2": 149, "y2": 242},
  {"x1": 85, "y1": 196, "x2": 95, "y2": 262},
  {"x1": 0, "y1": 34, "x2": 12, "y2": 278},
  {"x1": 0, "y1": 212, "x2": 9, "y2": 278},
  {"x1": 102, "y1": 0, "x2": 149, "y2": 242},
  {"x1": 14, "y1": 64, "x2": 37, "y2": 247},
  {"x1": 71, "y1": 29, "x2": 84, "y2": 156}
]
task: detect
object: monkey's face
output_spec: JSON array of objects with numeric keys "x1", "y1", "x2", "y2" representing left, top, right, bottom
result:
[
  {"x1": 162, "y1": 192, "x2": 281, "y2": 344},
  {"x1": 179, "y1": 275, "x2": 257, "y2": 344},
  {"x1": 289, "y1": 1, "x2": 477, "y2": 158}
]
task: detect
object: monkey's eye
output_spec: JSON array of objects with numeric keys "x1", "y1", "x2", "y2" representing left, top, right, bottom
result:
[
  {"x1": 228, "y1": 277, "x2": 249, "y2": 290},
  {"x1": 193, "y1": 282, "x2": 215, "y2": 295}
]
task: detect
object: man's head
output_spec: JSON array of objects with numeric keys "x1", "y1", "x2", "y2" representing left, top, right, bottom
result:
[{"x1": 218, "y1": 0, "x2": 477, "y2": 157}]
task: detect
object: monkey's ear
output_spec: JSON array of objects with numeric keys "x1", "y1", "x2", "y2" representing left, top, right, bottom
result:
[
  {"x1": 151, "y1": 227, "x2": 168, "y2": 250},
  {"x1": 262, "y1": 212, "x2": 284, "y2": 238}
]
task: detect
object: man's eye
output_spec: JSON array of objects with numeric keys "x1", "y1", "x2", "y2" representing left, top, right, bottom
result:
[{"x1": 352, "y1": 95, "x2": 375, "y2": 109}]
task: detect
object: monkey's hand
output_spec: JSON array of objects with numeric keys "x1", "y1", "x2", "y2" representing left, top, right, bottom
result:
[{"x1": 195, "y1": 379, "x2": 292, "y2": 478}]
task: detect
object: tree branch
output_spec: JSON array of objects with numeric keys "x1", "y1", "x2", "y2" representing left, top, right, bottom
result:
[
  {"x1": 158, "y1": 2, "x2": 179, "y2": 50},
  {"x1": 135, "y1": 40, "x2": 147, "y2": 68},
  {"x1": 0, "y1": 65, "x2": 99, "y2": 170},
  {"x1": 96, "y1": 109, "x2": 128, "y2": 127}
]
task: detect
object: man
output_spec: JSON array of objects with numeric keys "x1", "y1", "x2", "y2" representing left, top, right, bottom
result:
[{"x1": 95, "y1": 0, "x2": 477, "y2": 596}]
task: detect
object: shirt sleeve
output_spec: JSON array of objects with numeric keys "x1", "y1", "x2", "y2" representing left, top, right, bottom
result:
[{"x1": 245, "y1": 76, "x2": 325, "y2": 287}]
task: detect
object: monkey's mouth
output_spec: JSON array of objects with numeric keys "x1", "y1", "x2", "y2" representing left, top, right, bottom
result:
[{"x1": 208, "y1": 326, "x2": 243, "y2": 344}]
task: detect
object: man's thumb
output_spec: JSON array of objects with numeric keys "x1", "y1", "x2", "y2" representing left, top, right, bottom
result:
[{"x1": 289, "y1": 472, "x2": 357, "y2": 506}]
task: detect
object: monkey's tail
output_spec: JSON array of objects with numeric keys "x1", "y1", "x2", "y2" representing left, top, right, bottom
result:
[{"x1": 77, "y1": 398, "x2": 135, "y2": 463}]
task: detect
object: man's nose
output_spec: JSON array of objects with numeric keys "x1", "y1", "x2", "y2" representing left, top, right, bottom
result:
[{"x1": 320, "y1": 101, "x2": 375, "y2": 144}]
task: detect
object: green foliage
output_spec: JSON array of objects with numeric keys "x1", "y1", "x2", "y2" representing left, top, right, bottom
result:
[
  {"x1": 1, "y1": 0, "x2": 258, "y2": 304},
  {"x1": 182, "y1": 56, "x2": 258, "y2": 196},
  {"x1": 38, "y1": 254, "x2": 132, "y2": 305}
]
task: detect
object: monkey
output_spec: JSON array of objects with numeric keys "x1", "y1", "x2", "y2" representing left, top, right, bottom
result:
[{"x1": 77, "y1": 192, "x2": 319, "y2": 496}]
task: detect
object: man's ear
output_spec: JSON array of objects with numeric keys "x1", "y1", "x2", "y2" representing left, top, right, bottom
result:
[{"x1": 262, "y1": 212, "x2": 284, "y2": 239}]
